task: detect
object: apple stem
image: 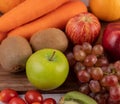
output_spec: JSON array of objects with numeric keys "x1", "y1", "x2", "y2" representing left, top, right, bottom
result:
[{"x1": 49, "y1": 51, "x2": 56, "y2": 61}]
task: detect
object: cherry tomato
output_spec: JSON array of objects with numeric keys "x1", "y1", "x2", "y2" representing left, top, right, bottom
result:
[
  {"x1": 0, "y1": 88, "x2": 18, "y2": 103},
  {"x1": 8, "y1": 97, "x2": 26, "y2": 104},
  {"x1": 32, "y1": 102, "x2": 42, "y2": 104},
  {"x1": 43, "y1": 98, "x2": 56, "y2": 104},
  {"x1": 25, "y1": 90, "x2": 43, "y2": 104}
]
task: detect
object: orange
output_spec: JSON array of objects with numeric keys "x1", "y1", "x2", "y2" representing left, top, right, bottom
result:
[{"x1": 89, "y1": 0, "x2": 120, "y2": 21}]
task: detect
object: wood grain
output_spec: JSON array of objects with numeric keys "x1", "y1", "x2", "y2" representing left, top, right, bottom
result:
[{"x1": 0, "y1": 64, "x2": 79, "y2": 93}]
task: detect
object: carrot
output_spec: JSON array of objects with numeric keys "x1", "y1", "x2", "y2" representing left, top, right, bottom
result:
[
  {"x1": 8, "y1": 0, "x2": 88, "y2": 39},
  {"x1": 0, "y1": 0, "x2": 69, "y2": 33},
  {"x1": 0, "y1": 32, "x2": 7, "y2": 43},
  {"x1": 0, "y1": 0, "x2": 25, "y2": 13}
]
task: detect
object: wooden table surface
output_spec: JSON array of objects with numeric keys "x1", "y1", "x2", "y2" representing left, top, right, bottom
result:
[{"x1": 0, "y1": 64, "x2": 79, "y2": 93}]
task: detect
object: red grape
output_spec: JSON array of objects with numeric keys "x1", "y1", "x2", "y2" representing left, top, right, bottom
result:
[
  {"x1": 114, "y1": 60, "x2": 120, "y2": 80},
  {"x1": 91, "y1": 67, "x2": 103, "y2": 80},
  {"x1": 108, "y1": 97, "x2": 120, "y2": 104},
  {"x1": 95, "y1": 56, "x2": 109, "y2": 67},
  {"x1": 108, "y1": 64, "x2": 115, "y2": 71},
  {"x1": 110, "y1": 85, "x2": 120, "y2": 101},
  {"x1": 92, "y1": 44, "x2": 104, "y2": 56},
  {"x1": 116, "y1": 71, "x2": 120, "y2": 80},
  {"x1": 114, "y1": 60, "x2": 120, "y2": 72},
  {"x1": 89, "y1": 80, "x2": 101, "y2": 93},
  {"x1": 101, "y1": 66, "x2": 112, "y2": 74},
  {"x1": 82, "y1": 42, "x2": 92, "y2": 54},
  {"x1": 77, "y1": 70, "x2": 90, "y2": 83},
  {"x1": 101, "y1": 75, "x2": 118, "y2": 87},
  {"x1": 69, "y1": 42, "x2": 120, "y2": 104},
  {"x1": 95, "y1": 93, "x2": 108, "y2": 104},
  {"x1": 74, "y1": 62, "x2": 85, "y2": 73},
  {"x1": 79, "y1": 83, "x2": 90, "y2": 94},
  {"x1": 73, "y1": 49, "x2": 86, "y2": 61},
  {"x1": 84, "y1": 54, "x2": 97, "y2": 67},
  {"x1": 86, "y1": 67, "x2": 93, "y2": 74},
  {"x1": 73, "y1": 44, "x2": 82, "y2": 53},
  {"x1": 66, "y1": 52, "x2": 76, "y2": 66}
]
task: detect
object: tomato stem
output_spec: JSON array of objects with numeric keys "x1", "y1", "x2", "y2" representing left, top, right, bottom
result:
[{"x1": 49, "y1": 51, "x2": 56, "y2": 61}]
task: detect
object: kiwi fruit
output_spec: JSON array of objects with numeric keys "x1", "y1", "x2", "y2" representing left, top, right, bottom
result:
[
  {"x1": 30, "y1": 28, "x2": 68, "y2": 52},
  {"x1": 58, "y1": 91, "x2": 97, "y2": 104},
  {"x1": 0, "y1": 36, "x2": 32, "y2": 73}
]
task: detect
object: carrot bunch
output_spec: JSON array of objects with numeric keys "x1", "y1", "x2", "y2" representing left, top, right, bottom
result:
[{"x1": 0, "y1": 0, "x2": 88, "y2": 42}]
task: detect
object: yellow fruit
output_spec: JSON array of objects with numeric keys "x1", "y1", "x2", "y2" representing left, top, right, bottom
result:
[
  {"x1": 89, "y1": 0, "x2": 120, "y2": 21},
  {"x1": 0, "y1": 0, "x2": 24, "y2": 13}
]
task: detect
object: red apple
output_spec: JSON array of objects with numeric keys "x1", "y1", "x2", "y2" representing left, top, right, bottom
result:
[
  {"x1": 102, "y1": 22, "x2": 120, "y2": 61},
  {"x1": 65, "y1": 12, "x2": 101, "y2": 44}
]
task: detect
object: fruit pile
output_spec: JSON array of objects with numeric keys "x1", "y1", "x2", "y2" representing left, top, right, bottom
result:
[
  {"x1": 0, "y1": 88, "x2": 56, "y2": 104},
  {"x1": 66, "y1": 42, "x2": 120, "y2": 104},
  {"x1": 0, "y1": 0, "x2": 120, "y2": 104}
]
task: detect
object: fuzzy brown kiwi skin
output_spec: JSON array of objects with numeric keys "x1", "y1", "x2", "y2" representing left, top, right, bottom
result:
[
  {"x1": 30, "y1": 28, "x2": 68, "y2": 52},
  {"x1": 0, "y1": 36, "x2": 32, "y2": 73}
]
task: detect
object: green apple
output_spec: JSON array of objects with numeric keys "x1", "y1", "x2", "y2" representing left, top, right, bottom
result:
[{"x1": 26, "y1": 48, "x2": 69, "y2": 91}]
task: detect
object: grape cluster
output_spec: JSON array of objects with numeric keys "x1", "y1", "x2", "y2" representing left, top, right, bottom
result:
[{"x1": 66, "y1": 42, "x2": 120, "y2": 104}]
